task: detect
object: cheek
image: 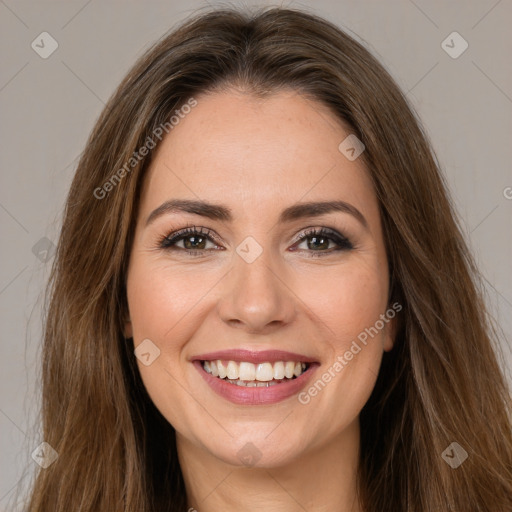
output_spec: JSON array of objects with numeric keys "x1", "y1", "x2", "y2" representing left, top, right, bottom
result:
[
  {"x1": 295, "y1": 258, "x2": 388, "y2": 347},
  {"x1": 294, "y1": 259, "x2": 388, "y2": 408},
  {"x1": 126, "y1": 260, "x2": 209, "y2": 434},
  {"x1": 126, "y1": 259, "x2": 212, "y2": 347}
]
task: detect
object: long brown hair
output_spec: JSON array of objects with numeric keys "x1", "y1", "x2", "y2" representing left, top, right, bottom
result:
[{"x1": 23, "y1": 6, "x2": 512, "y2": 511}]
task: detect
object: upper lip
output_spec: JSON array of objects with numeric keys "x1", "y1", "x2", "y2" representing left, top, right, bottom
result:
[{"x1": 192, "y1": 349, "x2": 318, "y2": 364}]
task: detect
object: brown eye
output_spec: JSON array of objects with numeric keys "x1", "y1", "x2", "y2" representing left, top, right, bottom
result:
[
  {"x1": 160, "y1": 226, "x2": 222, "y2": 255},
  {"x1": 291, "y1": 227, "x2": 353, "y2": 257}
]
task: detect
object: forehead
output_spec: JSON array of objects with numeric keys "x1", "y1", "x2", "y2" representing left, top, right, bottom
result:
[{"x1": 140, "y1": 89, "x2": 377, "y2": 222}]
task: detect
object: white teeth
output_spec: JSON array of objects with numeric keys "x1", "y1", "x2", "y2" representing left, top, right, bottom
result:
[
  {"x1": 256, "y1": 362, "x2": 274, "y2": 381},
  {"x1": 273, "y1": 361, "x2": 285, "y2": 379},
  {"x1": 217, "y1": 361, "x2": 227, "y2": 379},
  {"x1": 202, "y1": 359, "x2": 310, "y2": 383},
  {"x1": 226, "y1": 361, "x2": 238, "y2": 380},
  {"x1": 284, "y1": 361, "x2": 295, "y2": 378},
  {"x1": 239, "y1": 362, "x2": 256, "y2": 381}
]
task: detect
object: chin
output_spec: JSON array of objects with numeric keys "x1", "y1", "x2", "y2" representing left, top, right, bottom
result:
[{"x1": 201, "y1": 433, "x2": 306, "y2": 469}]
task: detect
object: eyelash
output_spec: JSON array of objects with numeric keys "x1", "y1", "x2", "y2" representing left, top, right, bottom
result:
[{"x1": 157, "y1": 225, "x2": 354, "y2": 258}]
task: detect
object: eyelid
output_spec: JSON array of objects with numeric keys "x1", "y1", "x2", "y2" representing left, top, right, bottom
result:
[
  {"x1": 290, "y1": 225, "x2": 351, "y2": 246},
  {"x1": 160, "y1": 225, "x2": 222, "y2": 246}
]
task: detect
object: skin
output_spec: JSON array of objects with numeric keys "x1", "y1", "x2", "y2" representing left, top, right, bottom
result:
[{"x1": 124, "y1": 88, "x2": 396, "y2": 511}]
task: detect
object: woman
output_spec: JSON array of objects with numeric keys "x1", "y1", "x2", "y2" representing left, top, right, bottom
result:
[{"x1": 25, "y1": 6, "x2": 512, "y2": 511}]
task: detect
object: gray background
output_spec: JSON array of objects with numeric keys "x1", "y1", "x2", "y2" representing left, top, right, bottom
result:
[{"x1": 1, "y1": 0, "x2": 511, "y2": 509}]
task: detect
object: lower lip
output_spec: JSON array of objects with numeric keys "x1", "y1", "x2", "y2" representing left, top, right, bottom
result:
[{"x1": 193, "y1": 360, "x2": 318, "y2": 405}]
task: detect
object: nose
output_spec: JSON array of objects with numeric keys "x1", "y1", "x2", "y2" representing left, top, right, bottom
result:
[{"x1": 216, "y1": 244, "x2": 297, "y2": 334}]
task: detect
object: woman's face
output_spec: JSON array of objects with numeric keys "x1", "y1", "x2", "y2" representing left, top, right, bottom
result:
[{"x1": 125, "y1": 89, "x2": 395, "y2": 467}]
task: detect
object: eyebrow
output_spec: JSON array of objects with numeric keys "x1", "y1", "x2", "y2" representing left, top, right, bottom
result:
[{"x1": 145, "y1": 199, "x2": 368, "y2": 229}]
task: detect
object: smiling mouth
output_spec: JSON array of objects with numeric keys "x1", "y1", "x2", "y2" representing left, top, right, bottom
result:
[{"x1": 201, "y1": 360, "x2": 309, "y2": 387}]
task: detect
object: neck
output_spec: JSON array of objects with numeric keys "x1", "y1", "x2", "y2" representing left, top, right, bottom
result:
[{"x1": 177, "y1": 419, "x2": 362, "y2": 512}]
